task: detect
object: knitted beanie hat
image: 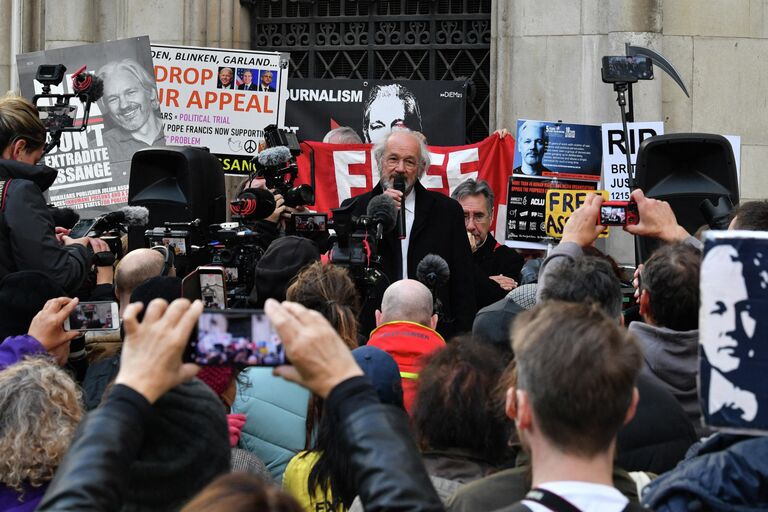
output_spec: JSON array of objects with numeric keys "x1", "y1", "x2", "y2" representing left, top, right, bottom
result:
[
  {"x1": 122, "y1": 378, "x2": 231, "y2": 511},
  {"x1": 248, "y1": 236, "x2": 320, "y2": 307}
]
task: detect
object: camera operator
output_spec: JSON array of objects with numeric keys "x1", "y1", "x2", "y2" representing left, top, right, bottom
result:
[{"x1": 0, "y1": 94, "x2": 102, "y2": 294}]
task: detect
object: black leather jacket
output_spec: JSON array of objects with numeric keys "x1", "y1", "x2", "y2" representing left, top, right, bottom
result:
[
  {"x1": 38, "y1": 378, "x2": 445, "y2": 511},
  {"x1": 0, "y1": 160, "x2": 89, "y2": 292}
]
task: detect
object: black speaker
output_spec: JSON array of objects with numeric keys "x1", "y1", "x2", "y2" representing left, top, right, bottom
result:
[
  {"x1": 635, "y1": 133, "x2": 739, "y2": 261},
  {"x1": 128, "y1": 146, "x2": 226, "y2": 248}
]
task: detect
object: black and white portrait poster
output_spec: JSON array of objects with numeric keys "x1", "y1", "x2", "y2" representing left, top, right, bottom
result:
[
  {"x1": 17, "y1": 36, "x2": 163, "y2": 216},
  {"x1": 700, "y1": 231, "x2": 768, "y2": 433},
  {"x1": 285, "y1": 79, "x2": 466, "y2": 146}
]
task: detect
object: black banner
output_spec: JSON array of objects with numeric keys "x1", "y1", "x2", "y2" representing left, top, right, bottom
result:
[{"x1": 285, "y1": 79, "x2": 467, "y2": 146}]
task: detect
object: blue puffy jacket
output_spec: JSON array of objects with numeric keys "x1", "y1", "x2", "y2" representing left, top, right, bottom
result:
[
  {"x1": 642, "y1": 433, "x2": 768, "y2": 511},
  {"x1": 231, "y1": 368, "x2": 310, "y2": 482}
]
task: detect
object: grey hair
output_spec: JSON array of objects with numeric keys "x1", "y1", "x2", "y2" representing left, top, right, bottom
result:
[
  {"x1": 0, "y1": 358, "x2": 83, "y2": 492},
  {"x1": 323, "y1": 126, "x2": 363, "y2": 144},
  {"x1": 97, "y1": 58, "x2": 161, "y2": 116},
  {"x1": 373, "y1": 127, "x2": 431, "y2": 177},
  {"x1": 518, "y1": 120, "x2": 549, "y2": 142},
  {"x1": 451, "y1": 179, "x2": 495, "y2": 216}
]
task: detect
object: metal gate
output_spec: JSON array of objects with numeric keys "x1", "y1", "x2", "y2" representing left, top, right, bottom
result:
[{"x1": 240, "y1": 0, "x2": 492, "y2": 143}]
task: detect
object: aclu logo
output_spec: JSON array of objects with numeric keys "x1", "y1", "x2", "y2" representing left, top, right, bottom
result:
[{"x1": 440, "y1": 91, "x2": 463, "y2": 98}]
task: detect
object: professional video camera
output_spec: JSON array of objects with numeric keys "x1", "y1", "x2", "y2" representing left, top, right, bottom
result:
[
  {"x1": 207, "y1": 222, "x2": 268, "y2": 305},
  {"x1": 32, "y1": 64, "x2": 103, "y2": 153},
  {"x1": 328, "y1": 195, "x2": 396, "y2": 297},
  {"x1": 251, "y1": 125, "x2": 314, "y2": 208},
  {"x1": 70, "y1": 205, "x2": 149, "y2": 260}
]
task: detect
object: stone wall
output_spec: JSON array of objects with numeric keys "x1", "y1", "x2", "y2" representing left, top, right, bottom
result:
[{"x1": 491, "y1": 0, "x2": 767, "y2": 262}]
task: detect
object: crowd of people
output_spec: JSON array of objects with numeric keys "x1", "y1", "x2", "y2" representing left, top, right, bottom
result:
[{"x1": 1, "y1": 90, "x2": 768, "y2": 512}]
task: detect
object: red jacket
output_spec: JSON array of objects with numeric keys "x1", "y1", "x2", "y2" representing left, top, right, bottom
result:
[{"x1": 367, "y1": 321, "x2": 445, "y2": 414}]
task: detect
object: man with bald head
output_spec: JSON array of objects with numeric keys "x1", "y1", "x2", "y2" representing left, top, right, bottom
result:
[
  {"x1": 367, "y1": 279, "x2": 445, "y2": 413},
  {"x1": 114, "y1": 248, "x2": 171, "y2": 314}
]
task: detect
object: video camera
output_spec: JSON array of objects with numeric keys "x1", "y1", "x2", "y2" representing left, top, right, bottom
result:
[
  {"x1": 251, "y1": 125, "x2": 314, "y2": 208},
  {"x1": 32, "y1": 64, "x2": 103, "y2": 154},
  {"x1": 328, "y1": 195, "x2": 397, "y2": 297},
  {"x1": 70, "y1": 205, "x2": 150, "y2": 260}
]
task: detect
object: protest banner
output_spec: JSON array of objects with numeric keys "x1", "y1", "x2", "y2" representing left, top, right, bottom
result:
[
  {"x1": 700, "y1": 231, "x2": 768, "y2": 433},
  {"x1": 545, "y1": 189, "x2": 609, "y2": 238},
  {"x1": 151, "y1": 44, "x2": 288, "y2": 175},
  {"x1": 17, "y1": 36, "x2": 160, "y2": 215},
  {"x1": 506, "y1": 177, "x2": 598, "y2": 242},
  {"x1": 294, "y1": 135, "x2": 513, "y2": 232},
  {"x1": 512, "y1": 119, "x2": 602, "y2": 181},
  {"x1": 285, "y1": 79, "x2": 466, "y2": 146},
  {"x1": 601, "y1": 122, "x2": 664, "y2": 201}
]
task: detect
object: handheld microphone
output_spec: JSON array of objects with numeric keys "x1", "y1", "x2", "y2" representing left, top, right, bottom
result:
[
  {"x1": 393, "y1": 174, "x2": 406, "y2": 240},
  {"x1": 366, "y1": 194, "x2": 397, "y2": 240}
]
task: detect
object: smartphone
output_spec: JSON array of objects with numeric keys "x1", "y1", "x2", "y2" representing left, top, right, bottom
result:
[
  {"x1": 198, "y1": 266, "x2": 227, "y2": 309},
  {"x1": 599, "y1": 201, "x2": 639, "y2": 226},
  {"x1": 64, "y1": 301, "x2": 119, "y2": 331},
  {"x1": 185, "y1": 309, "x2": 287, "y2": 367},
  {"x1": 601, "y1": 56, "x2": 653, "y2": 83},
  {"x1": 68, "y1": 218, "x2": 96, "y2": 238},
  {"x1": 289, "y1": 213, "x2": 328, "y2": 234}
]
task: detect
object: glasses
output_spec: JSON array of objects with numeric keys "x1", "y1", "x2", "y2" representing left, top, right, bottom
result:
[
  {"x1": 384, "y1": 154, "x2": 419, "y2": 171},
  {"x1": 464, "y1": 212, "x2": 489, "y2": 225}
]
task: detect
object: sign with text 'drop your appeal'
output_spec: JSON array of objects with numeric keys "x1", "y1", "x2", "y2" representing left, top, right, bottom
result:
[{"x1": 151, "y1": 44, "x2": 288, "y2": 175}]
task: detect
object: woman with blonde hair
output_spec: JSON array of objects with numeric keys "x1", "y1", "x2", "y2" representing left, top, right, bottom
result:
[{"x1": 0, "y1": 358, "x2": 83, "y2": 510}]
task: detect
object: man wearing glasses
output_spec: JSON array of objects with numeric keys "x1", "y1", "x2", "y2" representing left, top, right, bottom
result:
[
  {"x1": 341, "y1": 128, "x2": 475, "y2": 339},
  {"x1": 452, "y1": 179, "x2": 524, "y2": 310}
]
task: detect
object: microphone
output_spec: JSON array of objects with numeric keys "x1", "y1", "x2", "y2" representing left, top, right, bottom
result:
[
  {"x1": 255, "y1": 146, "x2": 292, "y2": 168},
  {"x1": 71, "y1": 66, "x2": 104, "y2": 102},
  {"x1": 416, "y1": 254, "x2": 450, "y2": 290},
  {"x1": 393, "y1": 174, "x2": 406, "y2": 240},
  {"x1": 48, "y1": 206, "x2": 80, "y2": 230},
  {"x1": 230, "y1": 187, "x2": 277, "y2": 220},
  {"x1": 90, "y1": 206, "x2": 149, "y2": 236},
  {"x1": 416, "y1": 254, "x2": 450, "y2": 320},
  {"x1": 366, "y1": 194, "x2": 397, "y2": 240}
]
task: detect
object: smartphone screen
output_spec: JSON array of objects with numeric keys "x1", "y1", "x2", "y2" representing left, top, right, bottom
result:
[
  {"x1": 66, "y1": 301, "x2": 119, "y2": 331},
  {"x1": 199, "y1": 269, "x2": 227, "y2": 309},
  {"x1": 187, "y1": 309, "x2": 286, "y2": 366},
  {"x1": 68, "y1": 219, "x2": 96, "y2": 238},
  {"x1": 600, "y1": 205, "x2": 628, "y2": 226}
]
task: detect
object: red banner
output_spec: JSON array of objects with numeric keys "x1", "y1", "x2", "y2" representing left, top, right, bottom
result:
[{"x1": 295, "y1": 135, "x2": 515, "y2": 227}]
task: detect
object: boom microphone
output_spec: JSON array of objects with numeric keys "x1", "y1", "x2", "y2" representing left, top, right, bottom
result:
[
  {"x1": 366, "y1": 194, "x2": 397, "y2": 240},
  {"x1": 393, "y1": 174, "x2": 406, "y2": 240},
  {"x1": 255, "y1": 146, "x2": 292, "y2": 168},
  {"x1": 90, "y1": 206, "x2": 149, "y2": 236},
  {"x1": 416, "y1": 254, "x2": 450, "y2": 290},
  {"x1": 49, "y1": 206, "x2": 80, "y2": 230}
]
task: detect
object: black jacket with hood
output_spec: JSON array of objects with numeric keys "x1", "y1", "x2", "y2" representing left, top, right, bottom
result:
[{"x1": 0, "y1": 160, "x2": 89, "y2": 292}]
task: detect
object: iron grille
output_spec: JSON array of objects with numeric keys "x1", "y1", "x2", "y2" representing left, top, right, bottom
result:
[{"x1": 240, "y1": 0, "x2": 492, "y2": 143}]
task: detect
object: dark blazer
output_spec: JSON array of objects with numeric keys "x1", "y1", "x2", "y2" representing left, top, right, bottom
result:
[
  {"x1": 341, "y1": 181, "x2": 476, "y2": 339},
  {"x1": 238, "y1": 83, "x2": 258, "y2": 91}
]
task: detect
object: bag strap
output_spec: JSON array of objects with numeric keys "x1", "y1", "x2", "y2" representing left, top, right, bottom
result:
[
  {"x1": 523, "y1": 488, "x2": 582, "y2": 512},
  {"x1": 0, "y1": 178, "x2": 11, "y2": 212}
]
